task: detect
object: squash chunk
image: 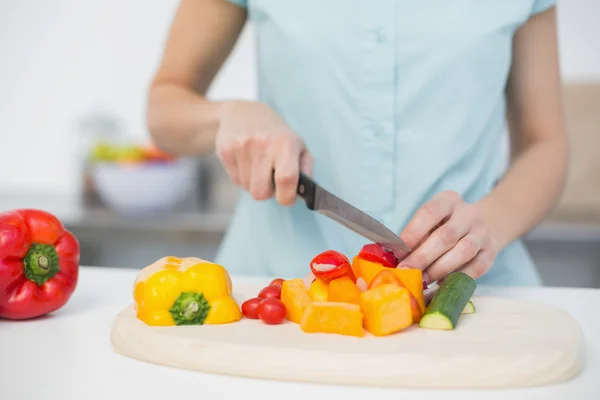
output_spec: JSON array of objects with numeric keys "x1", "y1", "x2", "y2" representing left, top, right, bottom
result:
[
  {"x1": 358, "y1": 258, "x2": 425, "y2": 314},
  {"x1": 328, "y1": 276, "x2": 361, "y2": 304},
  {"x1": 394, "y1": 268, "x2": 425, "y2": 313},
  {"x1": 357, "y1": 258, "x2": 387, "y2": 286},
  {"x1": 308, "y1": 279, "x2": 329, "y2": 301},
  {"x1": 300, "y1": 302, "x2": 364, "y2": 337},
  {"x1": 360, "y1": 284, "x2": 413, "y2": 336},
  {"x1": 281, "y1": 278, "x2": 311, "y2": 324},
  {"x1": 351, "y1": 256, "x2": 362, "y2": 280}
]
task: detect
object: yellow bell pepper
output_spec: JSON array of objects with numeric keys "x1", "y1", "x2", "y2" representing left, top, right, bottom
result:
[{"x1": 132, "y1": 256, "x2": 242, "y2": 326}]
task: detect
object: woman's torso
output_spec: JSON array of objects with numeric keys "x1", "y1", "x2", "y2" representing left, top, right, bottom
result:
[{"x1": 216, "y1": 0, "x2": 553, "y2": 285}]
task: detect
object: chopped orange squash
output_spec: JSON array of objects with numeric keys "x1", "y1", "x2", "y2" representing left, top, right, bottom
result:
[
  {"x1": 281, "y1": 278, "x2": 311, "y2": 324},
  {"x1": 300, "y1": 302, "x2": 364, "y2": 337},
  {"x1": 328, "y1": 276, "x2": 361, "y2": 304},
  {"x1": 394, "y1": 268, "x2": 425, "y2": 313},
  {"x1": 308, "y1": 279, "x2": 329, "y2": 301},
  {"x1": 357, "y1": 258, "x2": 426, "y2": 314},
  {"x1": 357, "y1": 258, "x2": 387, "y2": 286},
  {"x1": 359, "y1": 284, "x2": 413, "y2": 336},
  {"x1": 369, "y1": 269, "x2": 403, "y2": 289},
  {"x1": 351, "y1": 256, "x2": 362, "y2": 280},
  {"x1": 369, "y1": 270, "x2": 423, "y2": 323}
]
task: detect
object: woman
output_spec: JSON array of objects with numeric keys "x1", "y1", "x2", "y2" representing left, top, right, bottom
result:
[{"x1": 146, "y1": 0, "x2": 568, "y2": 286}]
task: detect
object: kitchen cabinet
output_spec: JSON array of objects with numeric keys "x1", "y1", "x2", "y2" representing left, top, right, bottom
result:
[
  {"x1": 64, "y1": 218, "x2": 600, "y2": 288},
  {"x1": 544, "y1": 83, "x2": 600, "y2": 224}
]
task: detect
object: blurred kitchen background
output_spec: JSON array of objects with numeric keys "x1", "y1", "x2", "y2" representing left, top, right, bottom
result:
[{"x1": 0, "y1": 0, "x2": 598, "y2": 287}]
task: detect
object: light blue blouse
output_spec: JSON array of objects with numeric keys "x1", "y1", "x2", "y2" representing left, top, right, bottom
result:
[{"x1": 216, "y1": 0, "x2": 556, "y2": 286}]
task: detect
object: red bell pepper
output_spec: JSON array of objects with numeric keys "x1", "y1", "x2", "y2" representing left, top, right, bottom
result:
[
  {"x1": 0, "y1": 209, "x2": 79, "y2": 319},
  {"x1": 309, "y1": 250, "x2": 355, "y2": 283}
]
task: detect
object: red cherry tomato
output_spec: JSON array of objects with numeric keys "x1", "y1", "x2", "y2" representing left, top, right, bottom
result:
[
  {"x1": 358, "y1": 243, "x2": 399, "y2": 268},
  {"x1": 257, "y1": 298, "x2": 286, "y2": 325},
  {"x1": 241, "y1": 297, "x2": 262, "y2": 319},
  {"x1": 309, "y1": 250, "x2": 355, "y2": 283},
  {"x1": 269, "y1": 278, "x2": 285, "y2": 288},
  {"x1": 258, "y1": 285, "x2": 281, "y2": 300}
]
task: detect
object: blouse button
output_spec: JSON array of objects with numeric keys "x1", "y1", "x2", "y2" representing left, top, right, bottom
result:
[
  {"x1": 366, "y1": 28, "x2": 387, "y2": 44},
  {"x1": 373, "y1": 28, "x2": 387, "y2": 43},
  {"x1": 373, "y1": 121, "x2": 385, "y2": 137}
]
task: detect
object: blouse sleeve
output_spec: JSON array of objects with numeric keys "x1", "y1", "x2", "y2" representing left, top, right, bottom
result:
[
  {"x1": 531, "y1": 0, "x2": 556, "y2": 15},
  {"x1": 225, "y1": 0, "x2": 247, "y2": 8}
]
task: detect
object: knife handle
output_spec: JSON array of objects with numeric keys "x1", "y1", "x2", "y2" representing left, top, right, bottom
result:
[
  {"x1": 271, "y1": 170, "x2": 316, "y2": 210},
  {"x1": 296, "y1": 172, "x2": 317, "y2": 210}
]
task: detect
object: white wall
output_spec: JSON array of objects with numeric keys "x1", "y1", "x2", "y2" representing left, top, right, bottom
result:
[
  {"x1": 0, "y1": 0, "x2": 597, "y2": 194},
  {"x1": 557, "y1": 0, "x2": 600, "y2": 82},
  {"x1": 0, "y1": 0, "x2": 257, "y2": 194}
]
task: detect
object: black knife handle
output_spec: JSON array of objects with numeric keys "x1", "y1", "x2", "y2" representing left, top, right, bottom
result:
[
  {"x1": 296, "y1": 172, "x2": 316, "y2": 210},
  {"x1": 271, "y1": 170, "x2": 316, "y2": 210}
]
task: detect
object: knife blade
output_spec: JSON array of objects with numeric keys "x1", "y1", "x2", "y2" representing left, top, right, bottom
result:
[{"x1": 291, "y1": 172, "x2": 412, "y2": 259}]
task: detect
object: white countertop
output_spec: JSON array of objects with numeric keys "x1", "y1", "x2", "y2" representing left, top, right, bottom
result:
[{"x1": 1, "y1": 266, "x2": 599, "y2": 399}]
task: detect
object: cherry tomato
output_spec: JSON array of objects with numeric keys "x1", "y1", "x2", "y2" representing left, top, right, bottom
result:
[
  {"x1": 268, "y1": 278, "x2": 285, "y2": 288},
  {"x1": 257, "y1": 298, "x2": 287, "y2": 325},
  {"x1": 258, "y1": 285, "x2": 281, "y2": 300},
  {"x1": 358, "y1": 243, "x2": 399, "y2": 268},
  {"x1": 241, "y1": 297, "x2": 262, "y2": 319},
  {"x1": 309, "y1": 250, "x2": 355, "y2": 283}
]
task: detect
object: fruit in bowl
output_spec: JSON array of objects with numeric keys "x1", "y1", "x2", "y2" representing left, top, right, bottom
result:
[
  {"x1": 88, "y1": 142, "x2": 176, "y2": 165},
  {"x1": 88, "y1": 142, "x2": 193, "y2": 215}
]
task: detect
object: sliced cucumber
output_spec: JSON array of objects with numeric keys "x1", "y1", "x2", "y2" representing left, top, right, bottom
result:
[
  {"x1": 419, "y1": 272, "x2": 476, "y2": 330},
  {"x1": 462, "y1": 300, "x2": 475, "y2": 314},
  {"x1": 418, "y1": 312, "x2": 454, "y2": 330}
]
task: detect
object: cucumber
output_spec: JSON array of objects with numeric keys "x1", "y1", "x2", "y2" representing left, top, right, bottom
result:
[
  {"x1": 419, "y1": 272, "x2": 476, "y2": 330},
  {"x1": 462, "y1": 300, "x2": 475, "y2": 314}
]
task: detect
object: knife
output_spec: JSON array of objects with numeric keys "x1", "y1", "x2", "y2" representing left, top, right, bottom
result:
[{"x1": 274, "y1": 171, "x2": 412, "y2": 259}]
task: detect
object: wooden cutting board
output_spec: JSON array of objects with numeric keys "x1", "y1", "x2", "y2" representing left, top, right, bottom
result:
[{"x1": 110, "y1": 284, "x2": 585, "y2": 389}]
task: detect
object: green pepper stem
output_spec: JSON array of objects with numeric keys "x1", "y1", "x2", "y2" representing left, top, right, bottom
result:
[
  {"x1": 169, "y1": 292, "x2": 211, "y2": 325},
  {"x1": 24, "y1": 243, "x2": 60, "y2": 286}
]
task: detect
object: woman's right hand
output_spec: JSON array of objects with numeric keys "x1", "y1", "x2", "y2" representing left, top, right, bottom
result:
[{"x1": 215, "y1": 101, "x2": 314, "y2": 206}]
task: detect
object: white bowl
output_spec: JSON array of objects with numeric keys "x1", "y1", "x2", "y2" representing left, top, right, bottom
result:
[{"x1": 91, "y1": 160, "x2": 195, "y2": 215}]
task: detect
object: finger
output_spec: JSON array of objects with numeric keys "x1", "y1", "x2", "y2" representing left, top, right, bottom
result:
[
  {"x1": 215, "y1": 146, "x2": 241, "y2": 185},
  {"x1": 416, "y1": 221, "x2": 444, "y2": 247},
  {"x1": 398, "y1": 206, "x2": 471, "y2": 271},
  {"x1": 454, "y1": 249, "x2": 494, "y2": 280},
  {"x1": 248, "y1": 139, "x2": 274, "y2": 201},
  {"x1": 273, "y1": 142, "x2": 302, "y2": 206},
  {"x1": 248, "y1": 157, "x2": 274, "y2": 201},
  {"x1": 299, "y1": 149, "x2": 314, "y2": 176},
  {"x1": 399, "y1": 191, "x2": 461, "y2": 249},
  {"x1": 421, "y1": 233, "x2": 482, "y2": 284},
  {"x1": 235, "y1": 141, "x2": 252, "y2": 190}
]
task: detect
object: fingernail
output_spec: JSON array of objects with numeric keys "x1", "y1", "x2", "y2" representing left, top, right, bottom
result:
[{"x1": 423, "y1": 271, "x2": 430, "y2": 284}]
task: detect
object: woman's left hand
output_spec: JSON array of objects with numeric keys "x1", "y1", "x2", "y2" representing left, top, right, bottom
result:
[{"x1": 397, "y1": 191, "x2": 498, "y2": 284}]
